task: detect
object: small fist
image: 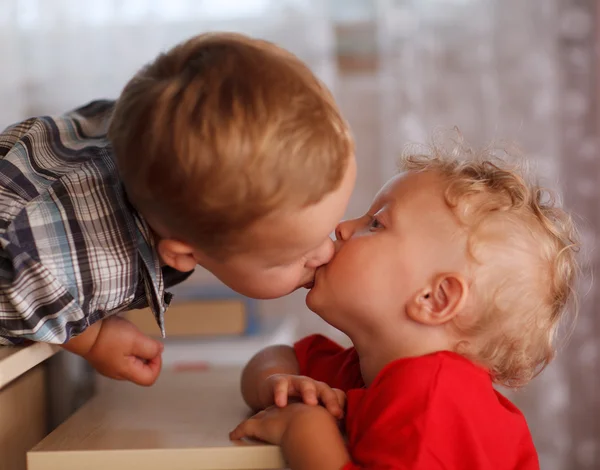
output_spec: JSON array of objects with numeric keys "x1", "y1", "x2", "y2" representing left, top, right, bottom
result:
[
  {"x1": 262, "y1": 374, "x2": 346, "y2": 418},
  {"x1": 84, "y1": 316, "x2": 164, "y2": 386}
]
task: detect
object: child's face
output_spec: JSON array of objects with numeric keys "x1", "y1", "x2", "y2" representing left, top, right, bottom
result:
[
  {"x1": 197, "y1": 157, "x2": 356, "y2": 299},
  {"x1": 306, "y1": 170, "x2": 466, "y2": 332}
]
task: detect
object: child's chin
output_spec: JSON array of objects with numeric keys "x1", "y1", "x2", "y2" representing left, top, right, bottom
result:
[
  {"x1": 305, "y1": 288, "x2": 332, "y2": 319},
  {"x1": 304, "y1": 287, "x2": 320, "y2": 312}
]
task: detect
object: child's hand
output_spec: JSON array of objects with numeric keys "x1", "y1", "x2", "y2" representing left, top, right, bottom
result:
[
  {"x1": 83, "y1": 316, "x2": 164, "y2": 386},
  {"x1": 262, "y1": 374, "x2": 346, "y2": 418},
  {"x1": 230, "y1": 402, "x2": 333, "y2": 445}
]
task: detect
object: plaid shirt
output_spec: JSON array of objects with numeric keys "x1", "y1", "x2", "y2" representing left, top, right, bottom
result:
[{"x1": 0, "y1": 101, "x2": 192, "y2": 345}]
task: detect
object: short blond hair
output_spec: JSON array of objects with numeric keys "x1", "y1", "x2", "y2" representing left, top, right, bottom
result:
[
  {"x1": 109, "y1": 33, "x2": 353, "y2": 254},
  {"x1": 401, "y1": 137, "x2": 580, "y2": 388}
]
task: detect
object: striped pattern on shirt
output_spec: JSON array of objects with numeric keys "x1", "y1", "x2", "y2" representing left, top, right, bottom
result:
[{"x1": 0, "y1": 100, "x2": 191, "y2": 345}]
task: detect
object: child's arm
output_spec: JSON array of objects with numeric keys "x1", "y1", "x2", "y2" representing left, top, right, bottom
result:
[
  {"x1": 62, "y1": 315, "x2": 164, "y2": 386},
  {"x1": 282, "y1": 405, "x2": 350, "y2": 470},
  {"x1": 61, "y1": 320, "x2": 103, "y2": 357},
  {"x1": 241, "y1": 345, "x2": 300, "y2": 410},
  {"x1": 242, "y1": 344, "x2": 346, "y2": 417}
]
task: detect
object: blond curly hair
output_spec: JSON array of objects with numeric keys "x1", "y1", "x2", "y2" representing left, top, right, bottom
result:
[{"x1": 400, "y1": 136, "x2": 580, "y2": 388}]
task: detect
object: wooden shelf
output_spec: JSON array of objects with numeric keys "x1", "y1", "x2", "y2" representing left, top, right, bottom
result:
[
  {"x1": 126, "y1": 300, "x2": 248, "y2": 338},
  {"x1": 28, "y1": 366, "x2": 285, "y2": 470},
  {"x1": 0, "y1": 342, "x2": 60, "y2": 390}
]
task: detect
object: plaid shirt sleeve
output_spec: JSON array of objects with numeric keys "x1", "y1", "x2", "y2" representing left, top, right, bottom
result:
[{"x1": 0, "y1": 101, "x2": 182, "y2": 345}]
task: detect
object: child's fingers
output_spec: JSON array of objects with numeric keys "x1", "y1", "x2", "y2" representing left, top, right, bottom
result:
[
  {"x1": 229, "y1": 416, "x2": 263, "y2": 441},
  {"x1": 145, "y1": 355, "x2": 162, "y2": 380},
  {"x1": 125, "y1": 355, "x2": 162, "y2": 387},
  {"x1": 297, "y1": 379, "x2": 318, "y2": 405},
  {"x1": 131, "y1": 333, "x2": 163, "y2": 360},
  {"x1": 318, "y1": 386, "x2": 343, "y2": 418},
  {"x1": 273, "y1": 378, "x2": 290, "y2": 407},
  {"x1": 334, "y1": 388, "x2": 347, "y2": 409},
  {"x1": 229, "y1": 421, "x2": 251, "y2": 441}
]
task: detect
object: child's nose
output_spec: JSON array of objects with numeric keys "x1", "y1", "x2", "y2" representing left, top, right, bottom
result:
[
  {"x1": 305, "y1": 238, "x2": 335, "y2": 269},
  {"x1": 335, "y1": 220, "x2": 354, "y2": 241}
]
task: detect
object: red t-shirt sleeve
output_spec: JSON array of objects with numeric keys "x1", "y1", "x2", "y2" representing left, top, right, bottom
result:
[{"x1": 294, "y1": 334, "x2": 364, "y2": 392}]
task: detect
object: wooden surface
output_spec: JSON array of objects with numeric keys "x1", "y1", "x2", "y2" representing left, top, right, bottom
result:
[
  {"x1": 28, "y1": 367, "x2": 285, "y2": 470},
  {"x1": 126, "y1": 300, "x2": 247, "y2": 337},
  {"x1": 0, "y1": 342, "x2": 59, "y2": 390},
  {"x1": 0, "y1": 365, "x2": 48, "y2": 470}
]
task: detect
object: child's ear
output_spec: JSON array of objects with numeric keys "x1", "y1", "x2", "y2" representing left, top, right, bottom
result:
[
  {"x1": 406, "y1": 273, "x2": 468, "y2": 326},
  {"x1": 157, "y1": 239, "x2": 198, "y2": 273}
]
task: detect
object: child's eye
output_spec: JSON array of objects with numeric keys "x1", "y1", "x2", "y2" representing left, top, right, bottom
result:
[{"x1": 369, "y1": 217, "x2": 384, "y2": 231}]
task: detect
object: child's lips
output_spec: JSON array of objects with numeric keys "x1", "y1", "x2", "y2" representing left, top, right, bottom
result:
[{"x1": 303, "y1": 267, "x2": 323, "y2": 289}]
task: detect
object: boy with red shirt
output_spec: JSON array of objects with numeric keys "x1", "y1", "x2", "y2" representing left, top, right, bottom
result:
[{"x1": 231, "y1": 143, "x2": 579, "y2": 470}]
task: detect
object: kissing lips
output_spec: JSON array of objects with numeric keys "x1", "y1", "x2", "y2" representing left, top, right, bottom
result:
[{"x1": 303, "y1": 267, "x2": 324, "y2": 290}]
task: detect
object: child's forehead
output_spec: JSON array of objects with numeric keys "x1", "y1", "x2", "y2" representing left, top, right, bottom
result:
[
  {"x1": 373, "y1": 171, "x2": 446, "y2": 209},
  {"x1": 373, "y1": 171, "x2": 467, "y2": 244}
]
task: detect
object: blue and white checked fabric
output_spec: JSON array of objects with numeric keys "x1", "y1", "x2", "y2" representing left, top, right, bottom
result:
[{"x1": 0, "y1": 100, "x2": 191, "y2": 345}]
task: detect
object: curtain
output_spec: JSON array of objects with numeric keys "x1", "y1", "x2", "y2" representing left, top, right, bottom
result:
[{"x1": 0, "y1": 0, "x2": 334, "y2": 128}]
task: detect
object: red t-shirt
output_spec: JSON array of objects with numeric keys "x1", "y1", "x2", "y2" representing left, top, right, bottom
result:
[{"x1": 294, "y1": 335, "x2": 539, "y2": 470}]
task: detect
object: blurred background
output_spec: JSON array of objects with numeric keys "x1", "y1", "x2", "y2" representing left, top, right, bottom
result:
[{"x1": 1, "y1": 0, "x2": 598, "y2": 468}]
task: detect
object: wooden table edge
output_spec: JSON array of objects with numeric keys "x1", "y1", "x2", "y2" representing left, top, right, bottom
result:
[
  {"x1": 0, "y1": 343, "x2": 60, "y2": 390},
  {"x1": 27, "y1": 445, "x2": 286, "y2": 470}
]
